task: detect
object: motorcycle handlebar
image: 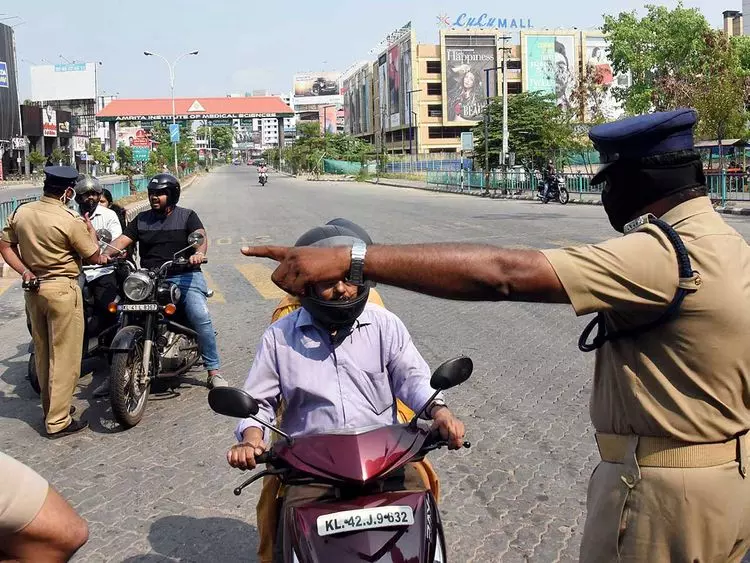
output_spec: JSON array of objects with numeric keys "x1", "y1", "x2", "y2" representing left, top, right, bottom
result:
[{"x1": 255, "y1": 451, "x2": 272, "y2": 464}]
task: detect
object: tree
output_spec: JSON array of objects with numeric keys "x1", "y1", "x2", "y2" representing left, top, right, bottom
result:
[
  {"x1": 116, "y1": 145, "x2": 134, "y2": 172},
  {"x1": 51, "y1": 146, "x2": 68, "y2": 166},
  {"x1": 196, "y1": 125, "x2": 234, "y2": 153},
  {"x1": 28, "y1": 150, "x2": 45, "y2": 172},
  {"x1": 603, "y1": 3, "x2": 712, "y2": 113},
  {"x1": 473, "y1": 91, "x2": 575, "y2": 172}
]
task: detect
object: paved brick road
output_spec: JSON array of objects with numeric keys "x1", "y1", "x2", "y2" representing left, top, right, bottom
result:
[{"x1": 1, "y1": 167, "x2": 749, "y2": 562}]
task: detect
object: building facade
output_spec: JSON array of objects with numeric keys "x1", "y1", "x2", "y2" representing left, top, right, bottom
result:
[{"x1": 342, "y1": 27, "x2": 626, "y2": 155}]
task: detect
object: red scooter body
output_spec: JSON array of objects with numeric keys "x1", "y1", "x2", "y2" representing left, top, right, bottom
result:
[{"x1": 270, "y1": 424, "x2": 448, "y2": 562}]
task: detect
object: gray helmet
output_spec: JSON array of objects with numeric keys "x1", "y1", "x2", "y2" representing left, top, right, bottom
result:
[{"x1": 74, "y1": 175, "x2": 103, "y2": 195}]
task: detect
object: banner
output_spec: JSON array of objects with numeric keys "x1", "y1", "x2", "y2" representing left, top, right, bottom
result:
[
  {"x1": 523, "y1": 34, "x2": 577, "y2": 112},
  {"x1": 319, "y1": 105, "x2": 337, "y2": 134},
  {"x1": 72, "y1": 136, "x2": 88, "y2": 152},
  {"x1": 43, "y1": 106, "x2": 57, "y2": 137},
  {"x1": 443, "y1": 36, "x2": 497, "y2": 123},
  {"x1": 293, "y1": 71, "x2": 342, "y2": 106},
  {"x1": 583, "y1": 35, "x2": 630, "y2": 121},
  {"x1": 30, "y1": 62, "x2": 97, "y2": 102},
  {"x1": 387, "y1": 42, "x2": 402, "y2": 128},
  {"x1": 0, "y1": 24, "x2": 21, "y2": 143},
  {"x1": 378, "y1": 55, "x2": 387, "y2": 130}
]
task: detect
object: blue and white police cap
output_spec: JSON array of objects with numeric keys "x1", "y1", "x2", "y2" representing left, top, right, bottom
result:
[
  {"x1": 43, "y1": 165, "x2": 80, "y2": 189},
  {"x1": 589, "y1": 108, "x2": 698, "y2": 185}
]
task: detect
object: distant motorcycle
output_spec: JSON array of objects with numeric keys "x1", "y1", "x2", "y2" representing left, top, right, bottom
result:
[
  {"x1": 259, "y1": 172, "x2": 267, "y2": 186},
  {"x1": 537, "y1": 175, "x2": 569, "y2": 205}
]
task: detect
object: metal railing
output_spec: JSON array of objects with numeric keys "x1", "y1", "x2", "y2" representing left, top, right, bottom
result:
[
  {"x1": 0, "y1": 175, "x2": 150, "y2": 229},
  {"x1": 426, "y1": 170, "x2": 604, "y2": 194}
]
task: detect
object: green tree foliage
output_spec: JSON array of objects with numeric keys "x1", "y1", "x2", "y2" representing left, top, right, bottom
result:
[
  {"x1": 278, "y1": 121, "x2": 373, "y2": 174},
  {"x1": 603, "y1": 2, "x2": 712, "y2": 113},
  {"x1": 50, "y1": 146, "x2": 68, "y2": 166},
  {"x1": 144, "y1": 123, "x2": 197, "y2": 176},
  {"x1": 28, "y1": 150, "x2": 46, "y2": 171},
  {"x1": 116, "y1": 145, "x2": 134, "y2": 172},
  {"x1": 196, "y1": 125, "x2": 234, "y2": 153},
  {"x1": 473, "y1": 91, "x2": 575, "y2": 171}
]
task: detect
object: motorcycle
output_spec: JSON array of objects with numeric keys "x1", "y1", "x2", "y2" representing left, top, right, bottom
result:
[
  {"x1": 107, "y1": 230, "x2": 208, "y2": 428},
  {"x1": 537, "y1": 175, "x2": 569, "y2": 205},
  {"x1": 26, "y1": 229, "x2": 131, "y2": 395},
  {"x1": 208, "y1": 355, "x2": 473, "y2": 563},
  {"x1": 259, "y1": 171, "x2": 268, "y2": 186}
]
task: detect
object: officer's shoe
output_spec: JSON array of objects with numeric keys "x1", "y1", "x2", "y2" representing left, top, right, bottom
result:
[
  {"x1": 207, "y1": 373, "x2": 228, "y2": 389},
  {"x1": 48, "y1": 418, "x2": 89, "y2": 439}
]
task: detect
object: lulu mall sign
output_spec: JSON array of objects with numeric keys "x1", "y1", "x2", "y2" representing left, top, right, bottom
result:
[{"x1": 438, "y1": 13, "x2": 532, "y2": 30}]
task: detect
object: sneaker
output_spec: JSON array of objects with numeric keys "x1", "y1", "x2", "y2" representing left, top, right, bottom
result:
[
  {"x1": 48, "y1": 418, "x2": 89, "y2": 439},
  {"x1": 92, "y1": 379, "x2": 110, "y2": 398},
  {"x1": 207, "y1": 373, "x2": 228, "y2": 389}
]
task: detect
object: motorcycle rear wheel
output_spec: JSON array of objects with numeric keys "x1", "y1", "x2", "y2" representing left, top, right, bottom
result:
[
  {"x1": 559, "y1": 188, "x2": 570, "y2": 205},
  {"x1": 110, "y1": 328, "x2": 150, "y2": 428}
]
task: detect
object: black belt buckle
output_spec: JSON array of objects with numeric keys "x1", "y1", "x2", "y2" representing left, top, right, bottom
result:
[{"x1": 22, "y1": 278, "x2": 40, "y2": 293}]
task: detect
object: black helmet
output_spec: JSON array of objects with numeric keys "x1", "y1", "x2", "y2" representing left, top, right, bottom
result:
[
  {"x1": 148, "y1": 173, "x2": 181, "y2": 206},
  {"x1": 74, "y1": 174, "x2": 102, "y2": 196},
  {"x1": 296, "y1": 222, "x2": 372, "y2": 330}
]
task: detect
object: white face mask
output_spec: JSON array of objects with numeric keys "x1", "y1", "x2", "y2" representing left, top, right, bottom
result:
[{"x1": 59, "y1": 188, "x2": 75, "y2": 206}]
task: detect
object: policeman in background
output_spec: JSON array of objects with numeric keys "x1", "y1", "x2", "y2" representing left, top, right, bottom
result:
[
  {"x1": 0, "y1": 166, "x2": 104, "y2": 437},
  {"x1": 242, "y1": 109, "x2": 750, "y2": 561}
]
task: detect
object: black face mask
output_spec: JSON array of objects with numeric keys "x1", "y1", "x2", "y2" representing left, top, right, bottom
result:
[{"x1": 600, "y1": 155, "x2": 705, "y2": 233}]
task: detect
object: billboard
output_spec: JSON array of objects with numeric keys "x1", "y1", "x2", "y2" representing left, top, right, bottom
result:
[
  {"x1": 342, "y1": 63, "x2": 373, "y2": 135},
  {"x1": 57, "y1": 109, "x2": 71, "y2": 137},
  {"x1": 43, "y1": 106, "x2": 57, "y2": 137},
  {"x1": 30, "y1": 62, "x2": 97, "y2": 102},
  {"x1": 583, "y1": 34, "x2": 630, "y2": 121},
  {"x1": 293, "y1": 71, "x2": 342, "y2": 106},
  {"x1": 376, "y1": 26, "x2": 415, "y2": 131},
  {"x1": 442, "y1": 34, "x2": 498, "y2": 123},
  {"x1": 319, "y1": 105, "x2": 337, "y2": 134},
  {"x1": 0, "y1": 24, "x2": 21, "y2": 142},
  {"x1": 523, "y1": 33, "x2": 577, "y2": 112}
]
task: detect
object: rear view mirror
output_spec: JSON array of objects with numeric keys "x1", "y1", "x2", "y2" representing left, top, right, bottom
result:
[
  {"x1": 430, "y1": 356, "x2": 473, "y2": 391},
  {"x1": 97, "y1": 229, "x2": 113, "y2": 244},
  {"x1": 187, "y1": 231, "x2": 205, "y2": 248},
  {"x1": 208, "y1": 387, "x2": 259, "y2": 418}
]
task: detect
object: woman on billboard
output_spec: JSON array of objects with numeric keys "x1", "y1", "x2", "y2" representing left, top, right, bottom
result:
[{"x1": 448, "y1": 63, "x2": 482, "y2": 121}]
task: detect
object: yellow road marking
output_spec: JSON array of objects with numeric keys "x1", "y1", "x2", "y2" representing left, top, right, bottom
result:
[
  {"x1": 235, "y1": 263, "x2": 287, "y2": 300},
  {"x1": 201, "y1": 270, "x2": 226, "y2": 303},
  {"x1": 0, "y1": 278, "x2": 17, "y2": 298}
]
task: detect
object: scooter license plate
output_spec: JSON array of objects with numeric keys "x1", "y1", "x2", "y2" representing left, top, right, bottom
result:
[
  {"x1": 119, "y1": 303, "x2": 159, "y2": 312},
  {"x1": 316, "y1": 506, "x2": 414, "y2": 537}
]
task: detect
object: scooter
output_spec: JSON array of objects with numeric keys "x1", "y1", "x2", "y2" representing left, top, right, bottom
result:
[
  {"x1": 26, "y1": 229, "x2": 132, "y2": 395},
  {"x1": 259, "y1": 171, "x2": 268, "y2": 186},
  {"x1": 208, "y1": 356, "x2": 473, "y2": 562}
]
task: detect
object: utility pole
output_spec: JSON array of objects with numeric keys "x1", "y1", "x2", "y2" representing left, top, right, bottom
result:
[{"x1": 501, "y1": 35, "x2": 510, "y2": 175}]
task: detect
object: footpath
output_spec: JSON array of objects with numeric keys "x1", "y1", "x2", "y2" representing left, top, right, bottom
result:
[{"x1": 0, "y1": 172, "x2": 206, "y2": 278}]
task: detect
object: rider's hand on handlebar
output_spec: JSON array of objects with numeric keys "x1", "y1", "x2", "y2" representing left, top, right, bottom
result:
[
  {"x1": 431, "y1": 407, "x2": 466, "y2": 450},
  {"x1": 227, "y1": 430, "x2": 267, "y2": 470},
  {"x1": 188, "y1": 252, "x2": 205, "y2": 266}
]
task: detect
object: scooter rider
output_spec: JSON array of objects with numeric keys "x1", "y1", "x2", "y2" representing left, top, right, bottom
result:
[
  {"x1": 104, "y1": 173, "x2": 228, "y2": 390},
  {"x1": 74, "y1": 175, "x2": 122, "y2": 333},
  {"x1": 228, "y1": 222, "x2": 466, "y2": 562},
  {"x1": 258, "y1": 162, "x2": 268, "y2": 183}
]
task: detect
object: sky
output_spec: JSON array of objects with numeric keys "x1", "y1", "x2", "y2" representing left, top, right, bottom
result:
[{"x1": 4, "y1": 0, "x2": 729, "y2": 101}]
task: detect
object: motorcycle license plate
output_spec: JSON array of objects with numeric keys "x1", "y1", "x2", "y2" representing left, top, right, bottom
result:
[
  {"x1": 119, "y1": 303, "x2": 159, "y2": 312},
  {"x1": 316, "y1": 506, "x2": 414, "y2": 537}
]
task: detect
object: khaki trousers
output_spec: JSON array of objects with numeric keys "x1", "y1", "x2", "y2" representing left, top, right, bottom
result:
[
  {"x1": 580, "y1": 438, "x2": 750, "y2": 562},
  {"x1": 25, "y1": 279, "x2": 84, "y2": 434}
]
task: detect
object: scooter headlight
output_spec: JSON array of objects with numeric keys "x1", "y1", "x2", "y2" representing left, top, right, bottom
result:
[{"x1": 123, "y1": 272, "x2": 154, "y2": 302}]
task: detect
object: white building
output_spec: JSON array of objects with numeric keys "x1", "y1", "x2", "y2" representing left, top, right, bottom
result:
[{"x1": 253, "y1": 93, "x2": 295, "y2": 149}]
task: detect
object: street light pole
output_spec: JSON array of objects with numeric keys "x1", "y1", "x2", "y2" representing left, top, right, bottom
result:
[
  {"x1": 406, "y1": 88, "x2": 420, "y2": 167},
  {"x1": 483, "y1": 65, "x2": 503, "y2": 191},
  {"x1": 144, "y1": 49, "x2": 199, "y2": 177},
  {"x1": 501, "y1": 36, "x2": 509, "y2": 171}
]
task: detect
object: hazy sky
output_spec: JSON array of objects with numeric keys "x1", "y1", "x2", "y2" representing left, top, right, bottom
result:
[{"x1": 5, "y1": 0, "x2": 728, "y2": 101}]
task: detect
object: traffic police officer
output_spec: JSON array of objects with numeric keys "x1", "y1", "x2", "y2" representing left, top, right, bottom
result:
[
  {"x1": 241, "y1": 108, "x2": 750, "y2": 561},
  {"x1": 0, "y1": 166, "x2": 104, "y2": 437}
]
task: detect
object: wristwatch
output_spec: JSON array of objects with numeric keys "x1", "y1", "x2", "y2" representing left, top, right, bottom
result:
[
  {"x1": 348, "y1": 241, "x2": 367, "y2": 286},
  {"x1": 427, "y1": 398, "x2": 447, "y2": 419}
]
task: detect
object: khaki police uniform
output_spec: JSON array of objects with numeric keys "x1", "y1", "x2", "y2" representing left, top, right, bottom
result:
[
  {"x1": 1, "y1": 196, "x2": 99, "y2": 434},
  {"x1": 542, "y1": 196, "x2": 750, "y2": 561},
  {"x1": 0, "y1": 451, "x2": 49, "y2": 535}
]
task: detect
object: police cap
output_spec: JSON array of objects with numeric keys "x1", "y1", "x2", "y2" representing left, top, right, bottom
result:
[
  {"x1": 43, "y1": 166, "x2": 80, "y2": 190},
  {"x1": 590, "y1": 108, "x2": 698, "y2": 185}
]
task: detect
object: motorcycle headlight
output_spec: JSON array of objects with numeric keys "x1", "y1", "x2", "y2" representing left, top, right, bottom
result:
[{"x1": 123, "y1": 272, "x2": 154, "y2": 302}]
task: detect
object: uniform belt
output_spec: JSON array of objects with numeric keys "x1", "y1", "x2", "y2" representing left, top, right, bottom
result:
[{"x1": 595, "y1": 432, "x2": 748, "y2": 469}]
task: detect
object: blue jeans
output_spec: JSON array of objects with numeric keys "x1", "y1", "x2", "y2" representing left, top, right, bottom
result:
[{"x1": 167, "y1": 270, "x2": 220, "y2": 371}]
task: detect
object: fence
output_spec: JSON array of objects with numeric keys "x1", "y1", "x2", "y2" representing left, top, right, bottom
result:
[
  {"x1": 426, "y1": 170, "x2": 603, "y2": 194},
  {"x1": 0, "y1": 175, "x2": 151, "y2": 230}
]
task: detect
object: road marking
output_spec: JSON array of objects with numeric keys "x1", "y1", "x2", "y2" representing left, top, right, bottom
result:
[
  {"x1": 0, "y1": 278, "x2": 17, "y2": 298},
  {"x1": 235, "y1": 263, "x2": 287, "y2": 300},
  {"x1": 201, "y1": 270, "x2": 226, "y2": 303}
]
